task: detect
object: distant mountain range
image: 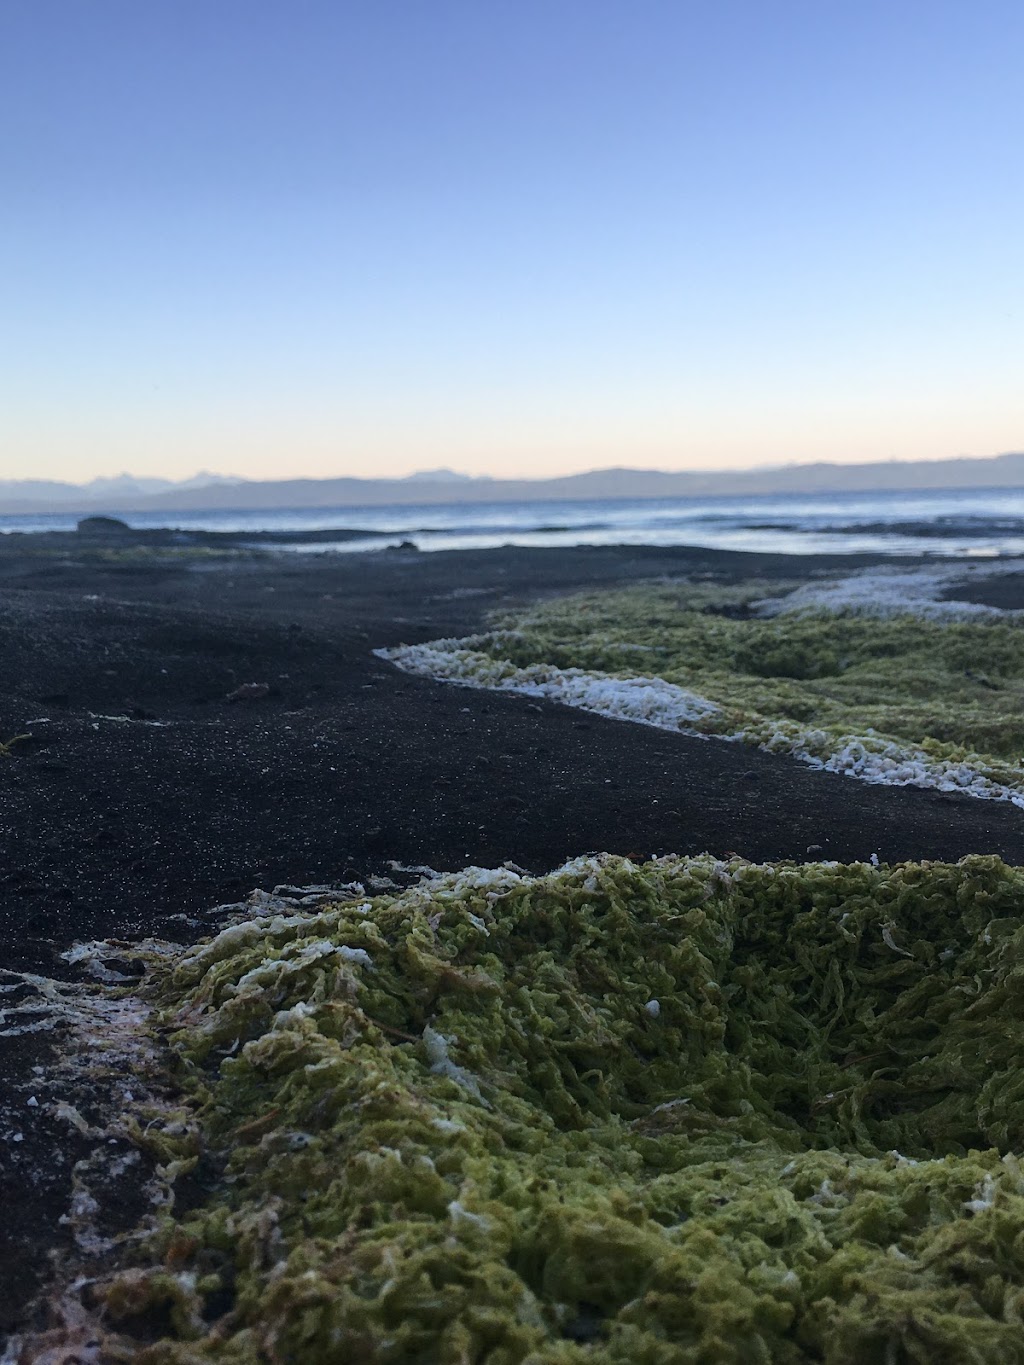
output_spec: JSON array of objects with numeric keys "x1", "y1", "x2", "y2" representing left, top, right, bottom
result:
[
  {"x1": 0, "y1": 470, "x2": 243, "y2": 508},
  {"x1": 2, "y1": 453, "x2": 1023, "y2": 516}
]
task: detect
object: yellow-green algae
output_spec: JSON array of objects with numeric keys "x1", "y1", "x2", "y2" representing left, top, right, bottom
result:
[
  {"x1": 407, "y1": 580, "x2": 1024, "y2": 798},
  {"x1": 90, "y1": 854, "x2": 1024, "y2": 1362},
  {"x1": 0, "y1": 732, "x2": 30, "y2": 757}
]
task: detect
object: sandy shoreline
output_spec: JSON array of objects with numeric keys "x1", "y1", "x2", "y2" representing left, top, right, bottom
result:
[{"x1": 2, "y1": 535, "x2": 1023, "y2": 1339}]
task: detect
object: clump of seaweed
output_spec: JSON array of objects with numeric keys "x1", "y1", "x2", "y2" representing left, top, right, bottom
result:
[
  {"x1": 54, "y1": 854, "x2": 1024, "y2": 1362},
  {"x1": 380, "y1": 577, "x2": 1024, "y2": 802}
]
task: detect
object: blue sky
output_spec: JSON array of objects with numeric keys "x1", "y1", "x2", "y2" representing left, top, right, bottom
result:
[{"x1": 2, "y1": 0, "x2": 1022, "y2": 481}]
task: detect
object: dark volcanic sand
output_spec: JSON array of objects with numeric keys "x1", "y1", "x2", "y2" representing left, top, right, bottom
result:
[{"x1": 2, "y1": 535, "x2": 1023, "y2": 1336}]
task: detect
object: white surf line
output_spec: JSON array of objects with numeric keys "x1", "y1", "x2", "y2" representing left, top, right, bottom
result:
[
  {"x1": 375, "y1": 641, "x2": 1024, "y2": 809},
  {"x1": 754, "y1": 559, "x2": 1024, "y2": 621}
]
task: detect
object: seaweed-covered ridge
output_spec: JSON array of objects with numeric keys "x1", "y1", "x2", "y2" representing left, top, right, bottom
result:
[
  {"x1": 379, "y1": 574, "x2": 1024, "y2": 804},
  {"x1": 69, "y1": 854, "x2": 1024, "y2": 1362}
]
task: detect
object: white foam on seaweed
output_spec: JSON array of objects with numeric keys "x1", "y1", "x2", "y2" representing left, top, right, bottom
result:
[
  {"x1": 377, "y1": 643, "x2": 1024, "y2": 808},
  {"x1": 964, "y1": 1173, "x2": 997, "y2": 1213},
  {"x1": 423, "y1": 1026, "x2": 485, "y2": 1101},
  {"x1": 754, "y1": 559, "x2": 1024, "y2": 621},
  {"x1": 378, "y1": 640, "x2": 719, "y2": 730},
  {"x1": 0, "y1": 952, "x2": 193, "y2": 1266}
]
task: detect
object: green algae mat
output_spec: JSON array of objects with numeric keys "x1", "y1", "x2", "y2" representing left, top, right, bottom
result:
[
  {"x1": 82, "y1": 854, "x2": 1024, "y2": 1362},
  {"x1": 381, "y1": 577, "x2": 1024, "y2": 804}
]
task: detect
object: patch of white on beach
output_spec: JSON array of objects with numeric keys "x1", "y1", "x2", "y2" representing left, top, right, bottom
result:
[
  {"x1": 754, "y1": 559, "x2": 1024, "y2": 621},
  {"x1": 377, "y1": 639, "x2": 719, "y2": 729},
  {"x1": 792, "y1": 732, "x2": 1024, "y2": 807},
  {"x1": 0, "y1": 948, "x2": 195, "y2": 1261},
  {"x1": 376, "y1": 641, "x2": 1024, "y2": 809}
]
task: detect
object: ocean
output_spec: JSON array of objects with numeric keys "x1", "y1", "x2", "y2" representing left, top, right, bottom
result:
[{"x1": 3, "y1": 485, "x2": 1024, "y2": 558}]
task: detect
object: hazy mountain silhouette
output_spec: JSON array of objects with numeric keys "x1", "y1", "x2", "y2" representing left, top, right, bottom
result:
[
  {"x1": 2, "y1": 453, "x2": 1022, "y2": 515},
  {"x1": 0, "y1": 471, "x2": 239, "y2": 510}
]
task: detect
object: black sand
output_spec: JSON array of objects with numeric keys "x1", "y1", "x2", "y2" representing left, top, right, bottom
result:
[{"x1": 2, "y1": 533, "x2": 1023, "y2": 1335}]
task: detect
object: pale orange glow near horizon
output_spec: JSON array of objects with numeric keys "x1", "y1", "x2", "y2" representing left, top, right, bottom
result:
[{"x1": 4, "y1": 408, "x2": 1021, "y2": 485}]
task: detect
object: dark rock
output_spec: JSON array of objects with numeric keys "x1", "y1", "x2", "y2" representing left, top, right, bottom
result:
[{"x1": 76, "y1": 515, "x2": 132, "y2": 535}]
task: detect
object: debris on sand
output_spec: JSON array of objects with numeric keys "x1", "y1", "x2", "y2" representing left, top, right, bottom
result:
[{"x1": 224, "y1": 682, "x2": 271, "y2": 703}]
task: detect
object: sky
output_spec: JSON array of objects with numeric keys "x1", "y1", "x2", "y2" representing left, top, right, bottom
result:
[{"x1": 2, "y1": 0, "x2": 1022, "y2": 484}]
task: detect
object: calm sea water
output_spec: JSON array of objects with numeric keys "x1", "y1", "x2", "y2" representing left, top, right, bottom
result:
[{"x1": 3, "y1": 487, "x2": 1024, "y2": 558}]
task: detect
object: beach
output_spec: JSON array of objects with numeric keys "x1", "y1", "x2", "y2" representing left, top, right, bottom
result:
[{"x1": 3, "y1": 530, "x2": 1024, "y2": 1345}]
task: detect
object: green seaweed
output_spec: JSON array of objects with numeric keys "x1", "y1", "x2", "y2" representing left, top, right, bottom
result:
[
  {"x1": 442, "y1": 581, "x2": 1024, "y2": 793},
  {"x1": 91, "y1": 854, "x2": 1024, "y2": 1361}
]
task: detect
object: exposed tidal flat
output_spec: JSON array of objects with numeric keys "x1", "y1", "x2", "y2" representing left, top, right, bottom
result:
[{"x1": 3, "y1": 537, "x2": 1024, "y2": 1358}]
